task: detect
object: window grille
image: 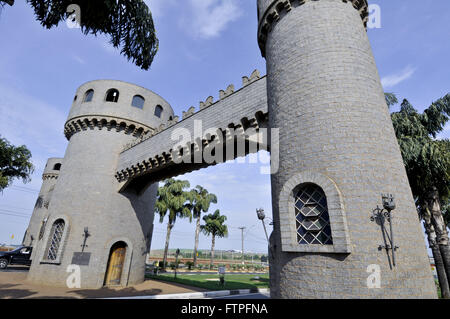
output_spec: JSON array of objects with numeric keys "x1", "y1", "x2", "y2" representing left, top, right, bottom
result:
[
  {"x1": 46, "y1": 220, "x2": 65, "y2": 260},
  {"x1": 294, "y1": 184, "x2": 333, "y2": 245}
]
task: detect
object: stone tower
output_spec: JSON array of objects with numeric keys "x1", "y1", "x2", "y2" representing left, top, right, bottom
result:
[
  {"x1": 258, "y1": 0, "x2": 436, "y2": 298},
  {"x1": 23, "y1": 157, "x2": 63, "y2": 252},
  {"x1": 27, "y1": 80, "x2": 174, "y2": 288}
]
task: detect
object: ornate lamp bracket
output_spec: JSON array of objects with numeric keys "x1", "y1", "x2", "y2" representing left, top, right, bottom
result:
[{"x1": 371, "y1": 194, "x2": 399, "y2": 267}]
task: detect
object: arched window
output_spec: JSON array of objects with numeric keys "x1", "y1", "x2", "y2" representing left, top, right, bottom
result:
[
  {"x1": 83, "y1": 89, "x2": 94, "y2": 102},
  {"x1": 294, "y1": 184, "x2": 333, "y2": 245},
  {"x1": 105, "y1": 89, "x2": 120, "y2": 103},
  {"x1": 45, "y1": 219, "x2": 65, "y2": 261},
  {"x1": 154, "y1": 105, "x2": 163, "y2": 118},
  {"x1": 73, "y1": 95, "x2": 78, "y2": 102},
  {"x1": 53, "y1": 163, "x2": 61, "y2": 171},
  {"x1": 131, "y1": 95, "x2": 145, "y2": 109}
]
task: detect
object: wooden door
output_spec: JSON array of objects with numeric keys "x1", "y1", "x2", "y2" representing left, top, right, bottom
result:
[{"x1": 104, "y1": 242, "x2": 127, "y2": 286}]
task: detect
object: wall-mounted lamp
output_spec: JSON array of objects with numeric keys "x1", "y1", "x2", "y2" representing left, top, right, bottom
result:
[
  {"x1": 371, "y1": 194, "x2": 398, "y2": 267},
  {"x1": 81, "y1": 227, "x2": 90, "y2": 253}
]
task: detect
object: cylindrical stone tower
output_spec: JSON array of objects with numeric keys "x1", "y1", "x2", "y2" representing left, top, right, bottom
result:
[
  {"x1": 23, "y1": 158, "x2": 63, "y2": 251},
  {"x1": 27, "y1": 80, "x2": 174, "y2": 288},
  {"x1": 258, "y1": 0, "x2": 436, "y2": 298}
]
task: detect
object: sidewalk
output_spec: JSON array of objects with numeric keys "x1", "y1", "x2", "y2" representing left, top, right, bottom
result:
[{"x1": 0, "y1": 269, "x2": 206, "y2": 299}]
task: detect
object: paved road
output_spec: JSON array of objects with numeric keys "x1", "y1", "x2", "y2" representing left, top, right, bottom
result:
[{"x1": 0, "y1": 266, "x2": 30, "y2": 272}]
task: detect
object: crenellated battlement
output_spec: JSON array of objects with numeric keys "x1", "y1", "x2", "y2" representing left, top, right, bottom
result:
[
  {"x1": 257, "y1": 0, "x2": 368, "y2": 57},
  {"x1": 122, "y1": 70, "x2": 264, "y2": 152}
]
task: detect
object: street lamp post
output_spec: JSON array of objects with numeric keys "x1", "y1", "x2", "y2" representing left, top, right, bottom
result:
[{"x1": 256, "y1": 208, "x2": 269, "y2": 243}]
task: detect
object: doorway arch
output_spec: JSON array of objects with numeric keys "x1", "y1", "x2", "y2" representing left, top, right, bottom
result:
[{"x1": 104, "y1": 241, "x2": 128, "y2": 286}]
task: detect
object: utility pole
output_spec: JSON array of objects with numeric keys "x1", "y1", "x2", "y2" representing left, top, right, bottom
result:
[{"x1": 239, "y1": 227, "x2": 246, "y2": 264}]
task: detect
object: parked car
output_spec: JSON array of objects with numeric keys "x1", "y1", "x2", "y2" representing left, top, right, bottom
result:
[{"x1": 0, "y1": 246, "x2": 32, "y2": 269}]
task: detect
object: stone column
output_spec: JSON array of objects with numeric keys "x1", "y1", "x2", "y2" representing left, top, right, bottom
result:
[{"x1": 258, "y1": 0, "x2": 436, "y2": 298}]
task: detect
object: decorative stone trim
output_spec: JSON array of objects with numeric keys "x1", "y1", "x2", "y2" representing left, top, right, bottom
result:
[
  {"x1": 278, "y1": 171, "x2": 351, "y2": 253},
  {"x1": 42, "y1": 173, "x2": 59, "y2": 180},
  {"x1": 257, "y1": 0, "x2": 369, "y2": 57},
  {"x1": 64, "y1": 115, "x2": 153, "y2": 140}
]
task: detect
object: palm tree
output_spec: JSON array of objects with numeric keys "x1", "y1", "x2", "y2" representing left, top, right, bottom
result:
[
  {"x1": 155, "y1": 179, "x2": 192, "y2": 269},
  {"x1": 388, "y1": 93, "x2": 450, "y2": 297},
  {"x1": 200, "y1": 210, "x2": 228, "y2": 268},
  {"x1": 187, "y1": 186, "x2": 217, "y2": 267}
]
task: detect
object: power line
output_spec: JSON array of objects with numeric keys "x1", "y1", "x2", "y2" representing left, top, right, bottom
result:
[
  {"x1": 0, "y1": 204, "x2": 33, "y2": 211},
  {"x1": 0, "y1": 211, "x2": 32, "y2": 219},
  {"x1": 9, "y1": 186, "x2": 39, "y2": 194}
]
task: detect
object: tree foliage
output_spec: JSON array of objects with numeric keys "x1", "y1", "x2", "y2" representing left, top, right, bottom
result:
[
  {"x1": 390, "y1": 95, "x2": 450, "y2": 205},
  {"x1": 385, "y1": 92, "x2": 399, "y2": 108},
  {"x1": 201, "y1": 209, "x2": 228, "y2": 239},
  {"x1": 26, "y1": 0, "x2": 158, "y2": 70},
  {"x1": 187, "y1": 186, "x2": 218, "y2": 220},
  {"x1": 155, "y1": 178, "x2": 192, "y2": 225},
  {"x1": 0, "y1": 135, "x2": 34, "y2": 191}
]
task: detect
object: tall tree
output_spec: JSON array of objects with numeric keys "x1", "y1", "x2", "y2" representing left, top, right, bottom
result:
[
  {"x1": 0, "y1": 136, "x2": 34, "y2": 191},
  {"x1": 3, "y1": 0, "x2": 158, "y2": 70},
  {"x1": 155, "y1": 179, "x2": 192, "y2": 269},
  {"x1": 187, "y1": 185, "x2": 217, "y2": 267},
  {"x1": 200, "y1": 209, "x2": 228, "y2": 268},
  {"x1": 389, "y1": 93, "x2": 450, "y2": 297}
]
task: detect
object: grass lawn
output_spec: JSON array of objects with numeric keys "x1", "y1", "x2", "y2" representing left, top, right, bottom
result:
[{"x1": 146, "y1": 273, "x2": 270, "y2": 291}]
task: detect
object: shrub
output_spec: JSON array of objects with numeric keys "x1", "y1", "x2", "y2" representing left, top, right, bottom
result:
[{"x1": 185, "y1": 261, "x2": 194, "y2": 270}]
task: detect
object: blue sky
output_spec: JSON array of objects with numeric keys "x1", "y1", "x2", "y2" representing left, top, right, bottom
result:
[{"x1": 0, "y1": 0, "x2": 449, "y2": 254}]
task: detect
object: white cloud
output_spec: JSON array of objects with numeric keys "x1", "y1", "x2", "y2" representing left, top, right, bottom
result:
[
  {"x1": 381, "y1": 65, "x2": 416, "y2": 88},
  {"x1": 183, "y1": 0, "x2": 243, "y2": 39}
]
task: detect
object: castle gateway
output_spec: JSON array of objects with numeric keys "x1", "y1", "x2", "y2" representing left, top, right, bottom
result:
[{"x1": 24, "y1": 0, "x2": 437, "y2": 298}]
